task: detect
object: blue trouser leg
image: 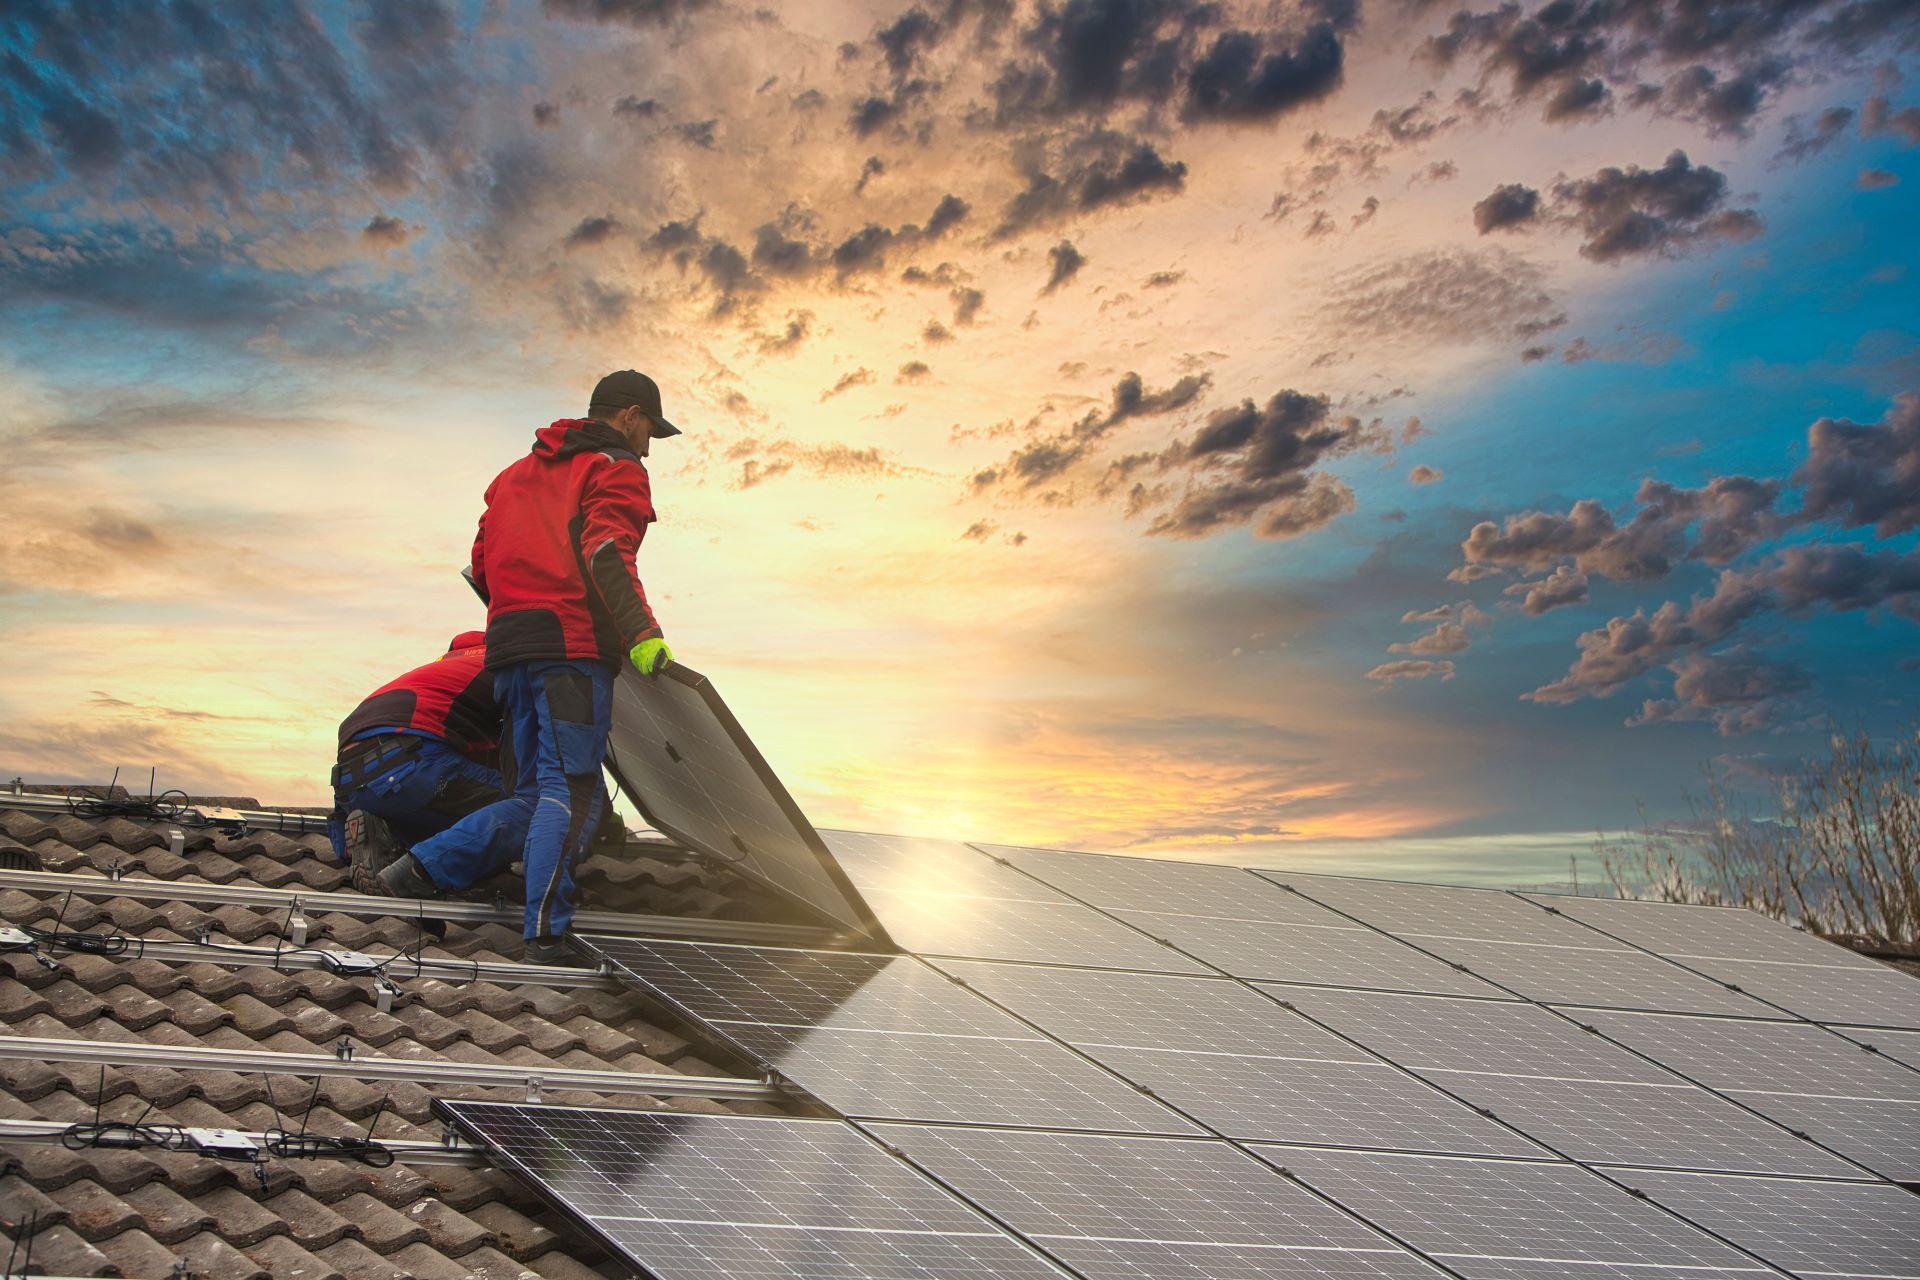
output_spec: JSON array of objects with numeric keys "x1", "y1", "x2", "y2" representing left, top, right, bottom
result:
[
  {"x1": 331, "y1": 738, "x2": 506, "y2": 859},
  {"x1": 410, "y1": 721, "x2": 537, "y2": 895},
  {"x1": 515, "y1": 659, "x2": 613, "y2": 940}
]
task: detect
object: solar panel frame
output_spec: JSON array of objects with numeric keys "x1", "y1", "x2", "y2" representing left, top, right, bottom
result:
[
  {"x1": 1615, "y1": 1167, "x2": 1920, "y2": 1280},
  {"x1": 576, "y1": 935, "x2": 1204, "y2": 1134},
  {"x1": 1253, "y1": 871, "x2": 1589, "y2": 947},
  {"x1": 870, "y1": 1123, "x2": 1454, "y2": 1280},
  {"x1": 979, "y1": 843, "x2": 1329, "y2": 922},
  {"x1": 433, "y1": 1100, "x2": 1076, "y2": 1279},
  {"x1": 604, "y1": 663, "x2": 884, "y2": 939},
  {"x1": 1668, "y1": 955, "x2": 1920, "y2": 1030},
  {"x1": 1247, "y1": 1146, "x2": 1776, "y2": 1280}
]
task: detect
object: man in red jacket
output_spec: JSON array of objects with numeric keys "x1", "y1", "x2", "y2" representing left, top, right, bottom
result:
[
  {"x1": 329, "y1": 632, "x2": 513, "y2": 880},
  {"x1": 364, "y1": 371, "x2": 679, "y2": 962}
]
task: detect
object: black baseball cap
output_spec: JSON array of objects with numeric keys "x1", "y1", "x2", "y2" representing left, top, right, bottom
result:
[{"x1": 589, "y1": 369, "x2": 681, "y2": 438}]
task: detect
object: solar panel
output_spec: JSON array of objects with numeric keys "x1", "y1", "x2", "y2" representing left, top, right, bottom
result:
[
  {"x1": 1279, "y1": 988, "x2": 1858, "y2": 1177},
  {"x1": 576, "y1": 936, "x2": 1202, "y2": 1134},
  {"x1": 1266, "y1": 872, "x2": 1783, "y2": 1016},
  {"x1": 872, "y1": 1124, "x2": 1452, "y2": 1280},
  {"x1": 822, "y1": 831, "x2": 1208, "y2": 972},
  {"x1": 1861, "y1": 1026, "x2": 1920, "y2": 1071},
  {"x1": 936, "y1": 961, "x2": 1547, "y2": 1156},
  {"x1": 604, "y1": 663, "x2": 881, "y2": 937},
  {"x1": 1249, "y1": 1147, "x2": 1774, "y2": 1280},
  {"x1": 1616, "y1": 1168, "x2": 1920, "y2": 1280},
  {"x1": 1524, "y1": 893, "x2": 1920, "y2": 1029},
  {"x1": 1112, "y1": 908, "x2": 1513, "y2": 996},
  {"x1": 980, "y1": 844, "x2": 1326, "y2": 920},
  {"x1": 1581, "y1": 1009, "x2": 1920, "y2": 1181},
  {"x1": 434, "y1": 1102, "x2": 1073, "y2": 1279}
]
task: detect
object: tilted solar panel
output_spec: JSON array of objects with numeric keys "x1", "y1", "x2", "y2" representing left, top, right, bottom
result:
[
  {"x1": 822, "y1": 831, "x2": 1208, "y2": 972},
  {"x1": 603, "y1": 664, "x2": 881, "y2": 938},
  {"x1": 873, "y1": 1124, "x2": 1451, "y2": 1280},
  {"x1": 935, "y1": 960, "x2": 1546, "y2": 1157},
  {"x1": 1279, "y1": 987, "x2": 1859, "y2": 1177},
  {"x1": 574, "y1": 935, "x2": 1201, "y2": 1134},
  {"x1": 1250, "y1": 1147, "x2": 1775, "y2": 1280},
  {"x1": 434, "y1": 1102, "x2": 1073, "y2": 1279},
  {"x1": 1581, "y1": 1008, "x2": 1920, "y2": 1181}
]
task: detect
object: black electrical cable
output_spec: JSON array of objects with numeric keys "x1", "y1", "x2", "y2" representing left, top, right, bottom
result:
[
  {"x1": 261, "y1": 1129, "x2": 397, "y2": 1167},
  {"x1": 59, "y1": 1119, "x2": 188, "y2": 1152}
]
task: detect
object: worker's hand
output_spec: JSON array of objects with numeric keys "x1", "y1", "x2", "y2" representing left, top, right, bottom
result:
[{"x1": 630, "y1": 636, "x2": 675, "y2": 677}]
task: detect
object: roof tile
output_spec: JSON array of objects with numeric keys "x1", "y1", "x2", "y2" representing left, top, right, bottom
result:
[
  {"x1": 199, "y1": 1184, "x2": 293, "y2": 1248},
  {"x1": 465, "y1": 1201, "x2": 561, "y2": 1261},
  {"x1": 244, "y1": 1231, "x2": 350, "y2": 1280},
  {"x1": 120, "y1": 1179, "x2": 216, "y2": 1244},
  {"x1": 260, "y1": 1185, "x2": 359, "y2": 1250},
  {"x1": 10, "y1": 1221, "x2": 117, "y2": 1277},
  {"x1": 94, "y1": 1224, "x2": 184, "y2": 1277},
  {"x1": 333, "y1": 1191, "x2": 429, "y2": 1253},
  {"x1": 176, "y1": 1227, "x2": 273, "y2": 1280},
  {"x1": 405, "y1": 1195, "x2": 495, "y2": 1257}
]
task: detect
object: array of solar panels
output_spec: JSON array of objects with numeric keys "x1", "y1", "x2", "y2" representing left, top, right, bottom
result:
[{"x1": 451, "y1": 834, "x2": 1920, "y2": 1280}]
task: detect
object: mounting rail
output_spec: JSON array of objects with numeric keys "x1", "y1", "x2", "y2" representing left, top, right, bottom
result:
[
  {"x1": 110, "y1": 936, "x2": 623, "y2": 991},
  {"x1": 0, "y1": 1116, "x2": 491, "y2": 1168},
  {"x1": 0, "y1": 867, "x2": 831, "y2": 945},
  {"x1": 0, "y1": 788, "x2": 329, "y2": 835},
  {"x1": 0, "y1": 1034, "x2": 780, "y2": 1102}
]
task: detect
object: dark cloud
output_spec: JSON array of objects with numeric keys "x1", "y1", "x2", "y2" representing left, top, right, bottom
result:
[
  {"x1": 1408, "y1": 464, "x2": 1443, "y2": 485},
  {"x1": 1858, "y1": 167, "x2": 1900, "y2": 189},
  {"x1": 1505, "y1": 564, "x2": 1589, "y2": 615},
  {"x1": 1863, "y1": 88, "x2": 1920, "y2": 143},
  {"x1": 1543, "y1": 75, "x2": 1610, "y2": 122},
  {"x1": 972, "y1": 370, "x2": 1212, "y2": 492},
  {"x1": 960, "y1": 519, "x2": 997, "y2": 541},
  {"x1": 753, "y1": 310, "x2": 813, "y2": 355},
  {"x1": 1626, "y1": 650, "x2": 1810, "y2": 735},
  {"x1": 951, "y1": 286, "x2": 985, "y2": 325},
  {"x1": 995, "y1": 134, "x2": 1187, "y2": 237},
  {"x1": 898, "y1": 360, "x2": 932, "y2": 383},
  {"x1": 1042, "y1": 240, "x2": 1086, "y2": 293},
  {"x1": 820, "y1": 367, "x2": 875, "y2": 400},
  {"x1": 1791, "y1": 391, "x2": 1920, "y2": 536},
  {"x1": 726, "y1": 436, "x2": 904, "y2": 489},
  {"x1": 614, "y1": 96, "x2": 663, "y2": 119},
  {"x1": 749, "y1": 219, "x2": 816, "y2": 278},
  {"x1": 1520, "y1": 150, "x2": 1765, "y2": 262},
  {"x1": 541, "y1": 0, "x2": 710, "y2": 26},
  {"x1": 923, "y1": 193, "x2": 971, "y2": 236},
  {"x1": 922, "y1": 319, "x2": 954, "y2": 344},
  {"x1": 362, "y1": 213, "x2": 418, "y2": 249},
  {"x1": 675, "y1": 119, "x2": 719, "y2": 148},
  {"x1": 1143, "y1": 270, "x2": 1185, "y2": 288},
  {"x1": 1473, "y1": 182, "x2": 1539, "y2": 233},
  {"x1": 532, "y1": 101, "x2": 561, "y2": 127},
  {"x1": 1182, "y1": 24, "x2": 1346, "y2": 122},
  {"x1": 855, "y1": 154, "x2": 886, "y2": 194},
  {"x1": 563, "y1": 214, "x2": 623, "y2": 250},
  {"x1": 1367, "y1": 659, "x2": 1455, "y2": 683}
]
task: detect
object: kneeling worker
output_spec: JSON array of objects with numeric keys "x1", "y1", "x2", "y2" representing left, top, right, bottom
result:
[
  {"x1": 330, "y1": 632, "x2": 518, "y2": 888},
  {"x1": 362, "y1": 371, "x2": 679, "y2": 962}
]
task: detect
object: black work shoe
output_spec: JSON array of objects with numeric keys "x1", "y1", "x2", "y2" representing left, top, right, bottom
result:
[
  {"x1": 374, "y1": 852, "x2": 442, "y2": 900},
  {"x1": 345, "y1": 810, "x2": 402, "y2": 893},
  {"x1": 523, "y1": 935, "x2": 571, "y2": 965}
]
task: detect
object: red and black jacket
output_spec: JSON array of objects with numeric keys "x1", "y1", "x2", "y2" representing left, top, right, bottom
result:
[
  {"x1": 470, "y1": 419, "x2": 662, "y2": 670},
  {"x1": 337, "y1": 633, "x2": 499, "y2": 764}
]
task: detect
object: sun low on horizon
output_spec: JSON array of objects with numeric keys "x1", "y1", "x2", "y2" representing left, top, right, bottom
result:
[{"x1": 2, "y1": 0, "x2": 1917, "y2": 886}]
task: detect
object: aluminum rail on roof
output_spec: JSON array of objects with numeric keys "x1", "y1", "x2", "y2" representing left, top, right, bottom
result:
[
  {"x1": 0, "y1": 1034, "x2": 781, "y2": 1101},
  {"x1": 0, "y1": 867, "x2": 834, "y2": 945},
  {"x1": 0, "y1": 1117, "x2": 491, "y2": 1168},
  {"x1": 0, "y1": 788, "x2": 331, "y2": 835},
  {"x1": 108, "y1": 936, "x2": 623, "y2": 991}
]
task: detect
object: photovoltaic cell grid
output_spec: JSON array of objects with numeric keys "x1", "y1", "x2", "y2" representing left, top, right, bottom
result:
[
  {"x1": 983, "y1": 843, "x2": 1512, "y2": 998},
  {"x1": 819, "y1": 830, "x2": 1208, "y2": 973},
  {"x1": 872, "y1": 1124, "x2": 1449, "y2": 1280},
  {"x1": 1615, "y1": 1168, "x2": 1920, "y2": 1280},
  {"x1": 1277, "y1": 987, "x2": 1858, "y2": 1177},
  {"x1": 935, "y1": 960, "x2": 1547, "y2": 1157},
  {"x1": 434, "y1": 1102, "x2": 1071, "y2": 1279},
  {"x1": 1249, "y1": 1147, "x2": 1774, "y2": 1280},
  {"x1": 1526, "y1": 892, "x2": 1920, "y2": 1029},
  {"x1": 1264, "y1": 870, "x2": 1786, "y2": 1017},
  {"x1": 573, "y1": 935, "x2": 1200, "y2": 1134},
  {"x1": 605, "y1": 663, "x2": 880, "y2": 937},
  {"x1": 1581, "y1": 1008, "x2": 1920, "y2": 1181}
]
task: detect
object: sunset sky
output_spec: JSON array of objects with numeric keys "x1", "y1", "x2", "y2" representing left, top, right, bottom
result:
[{"x1": 2, "y1": 0, "x2": 1917, "y2": 885}]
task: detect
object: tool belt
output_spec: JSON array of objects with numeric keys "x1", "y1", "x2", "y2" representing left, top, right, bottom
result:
[{"x1": 330, "y1": 733, "x2": 426, "y2": 792}]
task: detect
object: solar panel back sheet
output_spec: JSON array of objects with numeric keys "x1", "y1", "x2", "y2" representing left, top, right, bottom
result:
[{"x1": 603, "y1": 663, "x2": 882, "y2": 938}]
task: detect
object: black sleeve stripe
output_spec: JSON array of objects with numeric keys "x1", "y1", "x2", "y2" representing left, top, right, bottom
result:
[{"x1": 587, "y1": 537, "x2": 659, "y2": 644}]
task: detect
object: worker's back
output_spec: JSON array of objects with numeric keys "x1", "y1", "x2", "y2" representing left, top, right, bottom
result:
[{"x1": 472, "y1": 418, "x2": 656, "y2": 671}]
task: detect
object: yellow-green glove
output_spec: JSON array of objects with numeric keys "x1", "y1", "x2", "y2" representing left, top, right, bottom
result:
[{"x1": 630, "y1": 636, "x2": 674, "y2": 676}]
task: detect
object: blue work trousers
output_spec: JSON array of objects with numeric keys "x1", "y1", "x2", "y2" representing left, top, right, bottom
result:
[
  {"x1": 412, "y1": 659, "x2": 612, "y2": 939},
  {"x1": 327, "y1": 734, "x2": 507, "y2": 863}
]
